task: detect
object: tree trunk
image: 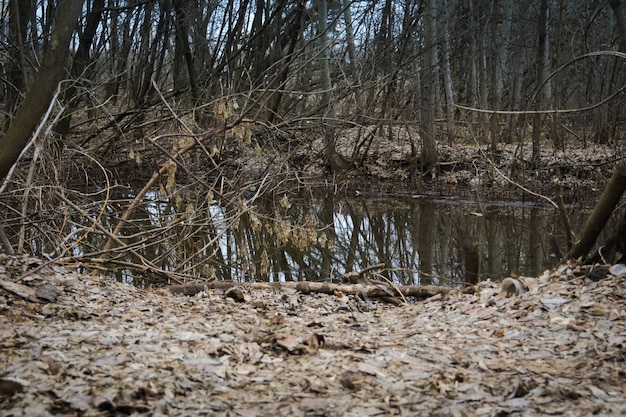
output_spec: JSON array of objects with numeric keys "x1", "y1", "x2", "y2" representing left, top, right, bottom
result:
[
  {"x1": 173, "y1": 0, "x2": 199, "y2": 102},
  {"x1": 266, "y1": 3, "x2": 305, "y2": 124},
  {"x1": 343, "y1": 0, "x2": 365, "y2": 120},
  {"x1": 420, "y1": 0, "x2": 438, "y2": 176},
  {"x1": 442, "y1": 0, "x2": 456, "y2": 145},
  {"x1": 505, "y1": 33, "x2": 526, "y2": 144},
  {"x1": 531, "y1": 0, "x2": 548, "y2": 167},
  {"x1": 609, "y1": 0, "x2": 626, "y2": 52},
  {"x1": 0, "y1": 0, "x2": 82, "y2": 183},
  {"x1": 105, "y1": 2, "x2": 137, "y2": 102},
  {"x1": 4, "y1": 0, "x2": 31, "y2": 117},
  {"x1": 53, "y1": 0, "x2": 105, "y2": 139},
  {"x1": 568, "y1": 165, "x2": 626, "y2": 261},
  {"x1": 318, "y1": 0, "x2": 343, "y2": 172}
]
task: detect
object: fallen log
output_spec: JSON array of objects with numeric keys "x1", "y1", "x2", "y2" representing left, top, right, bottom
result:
[
  {"x1": 163, "y1": 280, "x2": 453, "y2": 301},
  {"x1": 568, "y1": 165, "x2": 626, "y2": 261}
]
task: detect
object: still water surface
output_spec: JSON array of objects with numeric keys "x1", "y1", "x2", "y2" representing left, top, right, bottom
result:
[{"x1": 95, "y1": 190, "x2": 596, "y2": 287}]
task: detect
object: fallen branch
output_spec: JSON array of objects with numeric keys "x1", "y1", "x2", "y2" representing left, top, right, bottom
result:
[
  {"x1": 163, "y1": 280, "x2": 453, "y2": 301},
  {"x1": 568, "y1": 165, "x2": 626, "y2": 260}
]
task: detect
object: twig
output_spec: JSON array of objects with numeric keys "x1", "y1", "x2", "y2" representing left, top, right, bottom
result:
[
  {"x1": 371, "y1": 271, "x2": 408, "y2": 304},
  {"x1": 53, "y1": 192, "x2": 184, "y2": 283},
  {"x1": 476, "y1": 145, "x2": 559, "y2": 209},
  {"x1": 102, "y1": 128, "x2": 224, "y2": 252}
]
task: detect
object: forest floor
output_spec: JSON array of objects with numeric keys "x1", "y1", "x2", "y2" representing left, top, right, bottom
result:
[
  {"x1": 2, "y1": 129, "x2": 626, "y2": 415},
  {"x1": 1, "y1": 254, "x2": 625, "y2": 416}
]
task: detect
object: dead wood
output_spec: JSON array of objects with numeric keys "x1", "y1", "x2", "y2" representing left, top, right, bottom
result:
[
  {"x1": 0, "y1": 279, "x2": 53, "y2": 303},
  {"x1": 568, "y1": 164, "x2": 626, "y2": 261},
  {"x1": 102, "y1": 128, "x2": 226, "y2": 253},
  {"x1": 164, "y1": 280, "x2": 452, "y2": 300},
  {"x1": 341, "y1": 263, "x2": 386, "y2": 284},
  {"x1": 583, "y1": 213, "x2": 626, "y2": 265}
]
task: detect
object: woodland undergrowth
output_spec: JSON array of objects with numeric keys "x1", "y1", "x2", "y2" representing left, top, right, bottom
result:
[{"x1": 0, "y1": 106, "x2": 623, "y2": 285}]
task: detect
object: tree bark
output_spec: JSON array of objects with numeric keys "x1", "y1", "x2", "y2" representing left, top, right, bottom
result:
[
  {"x1": 531, "y1": 0, "x2": 548, "y2": 167},
  {"x1": 53, "y1": 0, "x2": 105, "y2": 139},
  {"x1": 318, "y1": 0, "x2": 343, "y2": 172},
  {"x1": 568, "y1": 165, "x2": 626, "y2": 261},
  {"x1": 420, "y1": 0, "x2": 438, "y2": 176},
  {"x1": 441, "y1": 0, "x2": 455, "y2": 145},
  {"x1": 173, "y1": 0, "x2": 199, "y2": 102},
  {"x1": 343, "y1": 0, "x2": 365, "y2": 119},
  {"x1": 0, "y1": 0, "x2": 83, "y2": 183},
  {"x1": 164, "y1": 280, "x2": 452, "y2": 301},
  {"x1": 4, "y1": 0, "x2": 31, "y2": 116}
]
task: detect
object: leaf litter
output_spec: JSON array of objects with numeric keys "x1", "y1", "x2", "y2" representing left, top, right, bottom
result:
[{"x1": 0, "y1": 255, "x2": 625, "y2": 416}]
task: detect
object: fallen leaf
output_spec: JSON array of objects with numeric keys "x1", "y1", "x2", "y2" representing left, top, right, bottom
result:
[
  {"x1": 0, "y1": 378, "x2": 24, "y2": 396},
  {"x1": 225, "y1": 287, "x2": 244, "y2": 302},
  {"x1": 541, "y1": 297, "x2": 569, "y2": 309},
  {"x1": 299, "y1": 397, "x2": 328, "y2": 411},
  {"x1": 275, "y1": 333, "x2": 303, "y2": 352},
  {"x1": 339, "y1": 371, "x2": 364, "y2": 390}
]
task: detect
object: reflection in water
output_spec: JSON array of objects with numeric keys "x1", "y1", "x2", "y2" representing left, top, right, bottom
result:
[{"x1": 93, "y1": 191, "x2": 596, "y2": 286}]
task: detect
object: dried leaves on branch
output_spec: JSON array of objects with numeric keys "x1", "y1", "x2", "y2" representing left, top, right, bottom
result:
[{"x1": 1, "y1": 255, "x2": 625, "y2": 416}]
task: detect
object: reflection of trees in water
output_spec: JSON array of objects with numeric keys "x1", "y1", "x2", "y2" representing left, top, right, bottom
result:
[{"x1": 89, "y1": 192, "x2": 596, "y2": 285}]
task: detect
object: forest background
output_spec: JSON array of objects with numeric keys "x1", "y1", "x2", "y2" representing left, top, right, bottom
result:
[{"x1": 0, "y1": 0, "x2": 625, "y2": 283}]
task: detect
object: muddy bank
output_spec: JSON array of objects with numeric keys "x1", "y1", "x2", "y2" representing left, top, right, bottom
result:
[{"x1": 76, "y1": 122, "x2": 621, "y2": 207}]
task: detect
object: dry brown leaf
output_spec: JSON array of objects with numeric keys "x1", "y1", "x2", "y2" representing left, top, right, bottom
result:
[
  {"x1": 35, "y1": 283, "x2": 59, "y2": 302},
  {"x1": 275, "y1": 333, "x2": 304, "y2": 352},
  {"x1": 0, "y1": 378, "x2": 24, "y2": 396},
  {"x1": 299, "y1": 396, "x2": 328, "y2": 412},
  {"x1": 339, "y1": 371, "x2": 363, "y2": 390},
  {"x1": 1, "y1": 258, "x2": 625, "y2": 416}
]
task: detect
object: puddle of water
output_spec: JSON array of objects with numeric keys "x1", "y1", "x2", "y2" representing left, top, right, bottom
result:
[{"x1": 59, "y1": 190, "x2": 602, "y2": 287}]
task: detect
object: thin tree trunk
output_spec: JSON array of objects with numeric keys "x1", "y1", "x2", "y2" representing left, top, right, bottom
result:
[
  {"x1": 318, "y1": 0, "x2": 343, "y2": 172},
  {"x1": 0, "y1": 0, "x2": 82, "y2": 183},
  {"x1": 442, "y1": 0, "x2": 455, "y2": 145},
  {"x1": 568, "y1": 165, "x2": 626, "y2": 259},
  {"x1": 173, "y1": 0, "x2": 199, "y2": 102},
  {"x1": 266, "y1": 3, "x2": 305, "y2": 123},
  {"x1": 106, "y1": 0, "x2": 137, "y2": 102},
  {"x1": 489, "y1": 12, "x2": 499, "y2": 153},
  {"x1": 568, "y1": 165, "x2": 626, "y2": 260},
  {"x1": 343, "y1": 0, "x2": 365, "y2": 119},
  {"x1": 531, "y1": 0, "x2": 548, "y2": 167},
  {"x1": 420, "y1": 0, "x2": 438, "y2": 176},
  {"x1": 506, "y1": 35, "x2": 526, "y2": 144},
  {"x1": 609, "y1": 0, "x2": 626, "y2": 52},
  {"x1": 53, "y1": 0, "x2": 105, "y2": 139},
  {"x1": 5, "y1": 0, "x2": 31, "y2": 117}
]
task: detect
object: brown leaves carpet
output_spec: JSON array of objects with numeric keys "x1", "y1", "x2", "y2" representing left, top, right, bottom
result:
[{"x1": 1, "y1": 256, "x2": 625, "y2": 416}]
